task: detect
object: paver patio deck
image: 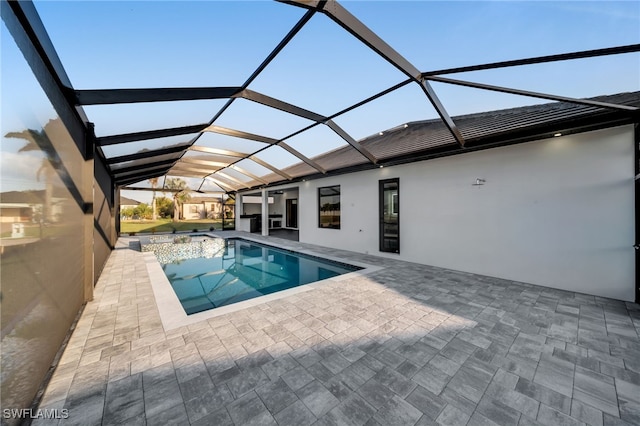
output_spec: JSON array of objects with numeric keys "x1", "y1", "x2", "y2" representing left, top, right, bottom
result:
[{"x1": 36, "y1": 232, "x2": 640, "y2": 425}]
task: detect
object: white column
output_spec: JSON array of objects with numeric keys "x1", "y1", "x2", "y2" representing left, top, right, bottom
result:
[
  {"x1": 261, "y1": 189, "x2": 269, "y2": 236},
  {"x1": 235, "y1": 193, "x2": 242, "y2": 231}
]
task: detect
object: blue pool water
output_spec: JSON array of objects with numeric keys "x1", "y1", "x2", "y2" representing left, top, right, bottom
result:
[{"x1": 159, "y1": 238, "x2": 361, "y2": 315}]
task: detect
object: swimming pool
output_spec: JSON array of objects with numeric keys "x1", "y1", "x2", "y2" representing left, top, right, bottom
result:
[{"x1": 157, "y1": 238, "x2": 361, "y2": 314}]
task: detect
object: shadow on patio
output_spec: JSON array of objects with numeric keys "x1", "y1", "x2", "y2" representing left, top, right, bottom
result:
[{"x1": 35, "y1": 234, "x2": 640, "y2": 426}]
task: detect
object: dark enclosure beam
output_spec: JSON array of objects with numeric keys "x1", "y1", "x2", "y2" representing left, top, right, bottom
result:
[
  {"x1": 180, "y1": 157, "x2": 232, "y2": 169},
  {"x1": 419, "y1": 79, "x2": 466, "y2": 146},
  {"x1": 203, "y1": 125, "x2": 279, "y2": 145},
  {"x1": 304, "y1": 0, "x2": 465, "y2": 147},
  {"x1": 205, "y1": 176, "x2": 237, "y2": 192},
  {"x1": 249, "y1": 156, "x2": 292, "y2": 180},
  {"x1": 74, "y1": 87, "x2": 243, "y2": 105},
  {"x1": 171, "y1": 164, "x2": 222, "y2": 175},
  {"x1": 240, "y1": 89, "x2": 327, "y2": 123},
  {"x1": 111, "y1": 158, "x2": 177, "y2": 176},
  {"x1": 207, "y1": 8, "x2": 317, "y2": 125},
  {"x1": 106, "y1": 144, "x2": 191, "y2": 164},
  {"x1": 189, "y1": 146, "x2": 249, "y2": 158},
  {"x1": 97, "y1": 124, "x2": 208, "y2": 146},
  {"x1": 229, "y1": 165, "x2": 269, "y2": 185},
  {"x1": 326, "y1": 120, "x2": 377, "y2": 164},
  {"x1": 426, "y1": 76, "x2": 640, "y2": 112},
  {"x1": 279, "y1": 142, "x2": 326, "y2": 174},
  {"x1": 423, "y1": 44, "x2": 640, "y2": 76},
  {"x1": 116, "y1": 170, "x2": 170, "y2": 186},
  {"x1": 212, "y1": 172, "x2": 249, "y2": 189}
]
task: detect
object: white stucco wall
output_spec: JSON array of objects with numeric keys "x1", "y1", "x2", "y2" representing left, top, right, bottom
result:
[{"x1": 247, "y1": 125, "x2": 636, "y2": 301}]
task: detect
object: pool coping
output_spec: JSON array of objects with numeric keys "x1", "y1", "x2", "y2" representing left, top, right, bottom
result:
[{"x1": 145, "y1": 233, "x2": 383, "y2": 330}]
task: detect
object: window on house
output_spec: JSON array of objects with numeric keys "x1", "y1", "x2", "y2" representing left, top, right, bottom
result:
[
  {"x1": 190, "y1": 205, "x2": 198, "y2": 214},
  {"x1": 318, "y1": 185, "x2": 340, "y2": 229}
]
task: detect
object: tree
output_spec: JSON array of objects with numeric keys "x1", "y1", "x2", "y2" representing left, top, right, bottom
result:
[
  {"x1": 155, "y1": 196, "x2": 173, "y2": 218},
  {"x1": 164, "y1": 178, "x2": 190, "y2": 222},
  {"x1": 6, "y1": 126, "x2": 61, "y2": 223},
  {"x1": 149, "y1": 177, "x2": 159, "y2": 220},
  {"x1": 133, "y1": 203, "x2": 152, "y2": 220}
]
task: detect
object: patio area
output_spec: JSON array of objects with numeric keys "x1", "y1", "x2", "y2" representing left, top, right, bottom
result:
[{"x1": 36, "y1": 233, "x2": 640, "y2": 426}]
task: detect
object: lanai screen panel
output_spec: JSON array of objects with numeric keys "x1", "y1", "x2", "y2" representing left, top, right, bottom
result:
[
  {"x1": 29, "y1": 0, "x2": 640, "y2": 193},
  {"x1": 247, "y1": 12, "x2": 406, "y2": 115}
]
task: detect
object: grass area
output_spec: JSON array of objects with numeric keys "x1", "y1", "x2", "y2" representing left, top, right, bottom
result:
[
  {"x1": 0, "y1": 224, "x2": 63, "y2": 239},
  {"x1": 120, "y1": 219, "x2": 233, "y2": 234}
]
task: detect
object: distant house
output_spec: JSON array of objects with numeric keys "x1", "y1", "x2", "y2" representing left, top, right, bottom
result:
[
  {"x1": 0, "y1": 189, "x2": 65, "y2": 224},
  {"x1": 120, "y1": 196, "x2": 142, "y2": 210},
  {"x1": 181, "y1": 196, "x2": 223, "y2": 220}
]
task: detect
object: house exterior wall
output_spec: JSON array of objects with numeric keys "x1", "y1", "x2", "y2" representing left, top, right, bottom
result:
[{"x1": 265, "y1": 125, "x2": 635, "y2": 301}]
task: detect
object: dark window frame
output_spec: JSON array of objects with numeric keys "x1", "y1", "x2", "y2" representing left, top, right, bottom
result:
[
  {"x1": 379, "y1": 178, "x2": 400, "y2": 253},
  {"x1": 318, "y1": 185, "x2": 341, "y2": 229}
]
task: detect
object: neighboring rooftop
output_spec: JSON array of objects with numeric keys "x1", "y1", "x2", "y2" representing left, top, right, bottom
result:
[{"x1": 262, "y1": 91, "x2": 640, "y2": 185}]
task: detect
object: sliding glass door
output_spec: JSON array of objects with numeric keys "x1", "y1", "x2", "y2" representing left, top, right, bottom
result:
[{"x1": 379, "y1": 178, "x2": 399, "y2": 253}]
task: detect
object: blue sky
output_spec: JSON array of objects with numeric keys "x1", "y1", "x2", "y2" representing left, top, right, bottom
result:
[{"x1": 2, "y1": 1, "x2": 639, "y2": 199}]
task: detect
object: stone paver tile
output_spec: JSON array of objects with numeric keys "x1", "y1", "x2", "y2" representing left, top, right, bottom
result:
[
  {"x1": 397, "y1": 360, "x2": 421, "y2": 378},
  {"x1": 178, "y1": 373, "x2": 215, "y2": 401},
  {"x1": 321, "y1": 352, "x2": 352, "y2": 374},
  {"x1": 467, "y1": 412, "x2": 501, "y2": 426},
  {"x1": 485, "y1": 383, "x2": 539, "y2": 419},
  {"x1": 210, "y1": 364, "x2": 241, "y2": 384},
  {"x1": 357, "y1": 378, "x2": 396, "y2": 407},
  {"x1": 255, "y1": 378, "x2": 298, "y2": 415},
  {"x1": 477, "y1": 395, "x2": 522, "y2": 426},
  {"x1": 281, "y1": 366, "x2": 315, "y2": 391},
  {"x1": 103, "y1": 374, "x2": 144, "y2": 425},
  {"x1": 261, "y1": 354, "x2": 299, "y2": 381},
  {"x1": 515, "y1": 378, "x2": 571, "y2": 415},
  {"x1": 573, "y1": 366, "x2": 619, "y2": 417},
  {"x1": 236, "y1": 349, "x2": 274, "y2": 371},
  {"x1": 532, "y1": 354, "x2": 575, "y2": 398},
  {"x1": 326, "y1": 393, "x2": 376, "y2": 426},
  {"x1": 374, "y1": 395, "x2": 423, "y2": 426},
  {"x1": 491, "y1": 368, "x2": 519, "y2": 390},
  {"x1": 375, "y1": 349, "x2": 407, "y2": 368},
  {"x1": 226, "y1": 366, "x2": 270, "y2": 398},
  {"x1": 143, "y1": 376, "x2": 184, "y2": 418},
  {"x1": 274, "y1": 399, "x2": 317, "y2": 426},
  {"x1": 571, "y1": 399, "x2": 603, "y2": 426},
  {"x1": 63, "y1": 387, "x2": 106, "y2": 426},
  {"x1": 429, "y1": 354, "x2": 462, "y2": 377},
  {"x1": 440, "y1": 339, "x2": 476, "y2": 364},
  {"x1": 341, "y1": 345, "x2": 367, "y2": 363},
  {"x1": 537, "y1": 404, "x2": 586, "y2": 426},
  {"x1": 339, "y1": 361, "x2": 376, "y2": 390},
  {"x1": 602, "y1": 413, "x2": 638, "y2": 426},
  {"x1": 412, "y1": 364, "x2": 451, "y2": 395},
  {"x1": 446, "y1": 366, "x2": 493, "y2": 403},
  {"x1": 435, "y1": 404, "x2": 471, "y2": 426},
  {"x1": 184, "y1": 384, "x2": 233, "y2": 422},
  {"x1": 307, "y1": 361, "x2": 336, "y2": 384},
  {"x1": 297, "y1": 380, "x2": 340, "y2": 418},
  {"x1": 492, "y1": 354, "x2": 537, "y2": 381},
  {"x1": 146, "y1": 403, "x2": 190, "y2": 426},
  {"x1": 373, "y1": 366, "x2": 417, "y2": 398},
  {"x1": 406, "y1": 385, "x2": 447, "y2": 421},
  {"x1": 599, "y1": 363, "x2": 640, "y2": 386},
  {"x1": 190, "y1": 407, "x2": 234, "y2": 426},
  {"x1": 226, "y1": 391, "x2": 274, "y2": 426},
  {"x1": 616, "y1": 379, "x2": 640, "y2": 425},
  {"x1": 325, "y1": 375, "x2": 354, "y2": 401}
]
